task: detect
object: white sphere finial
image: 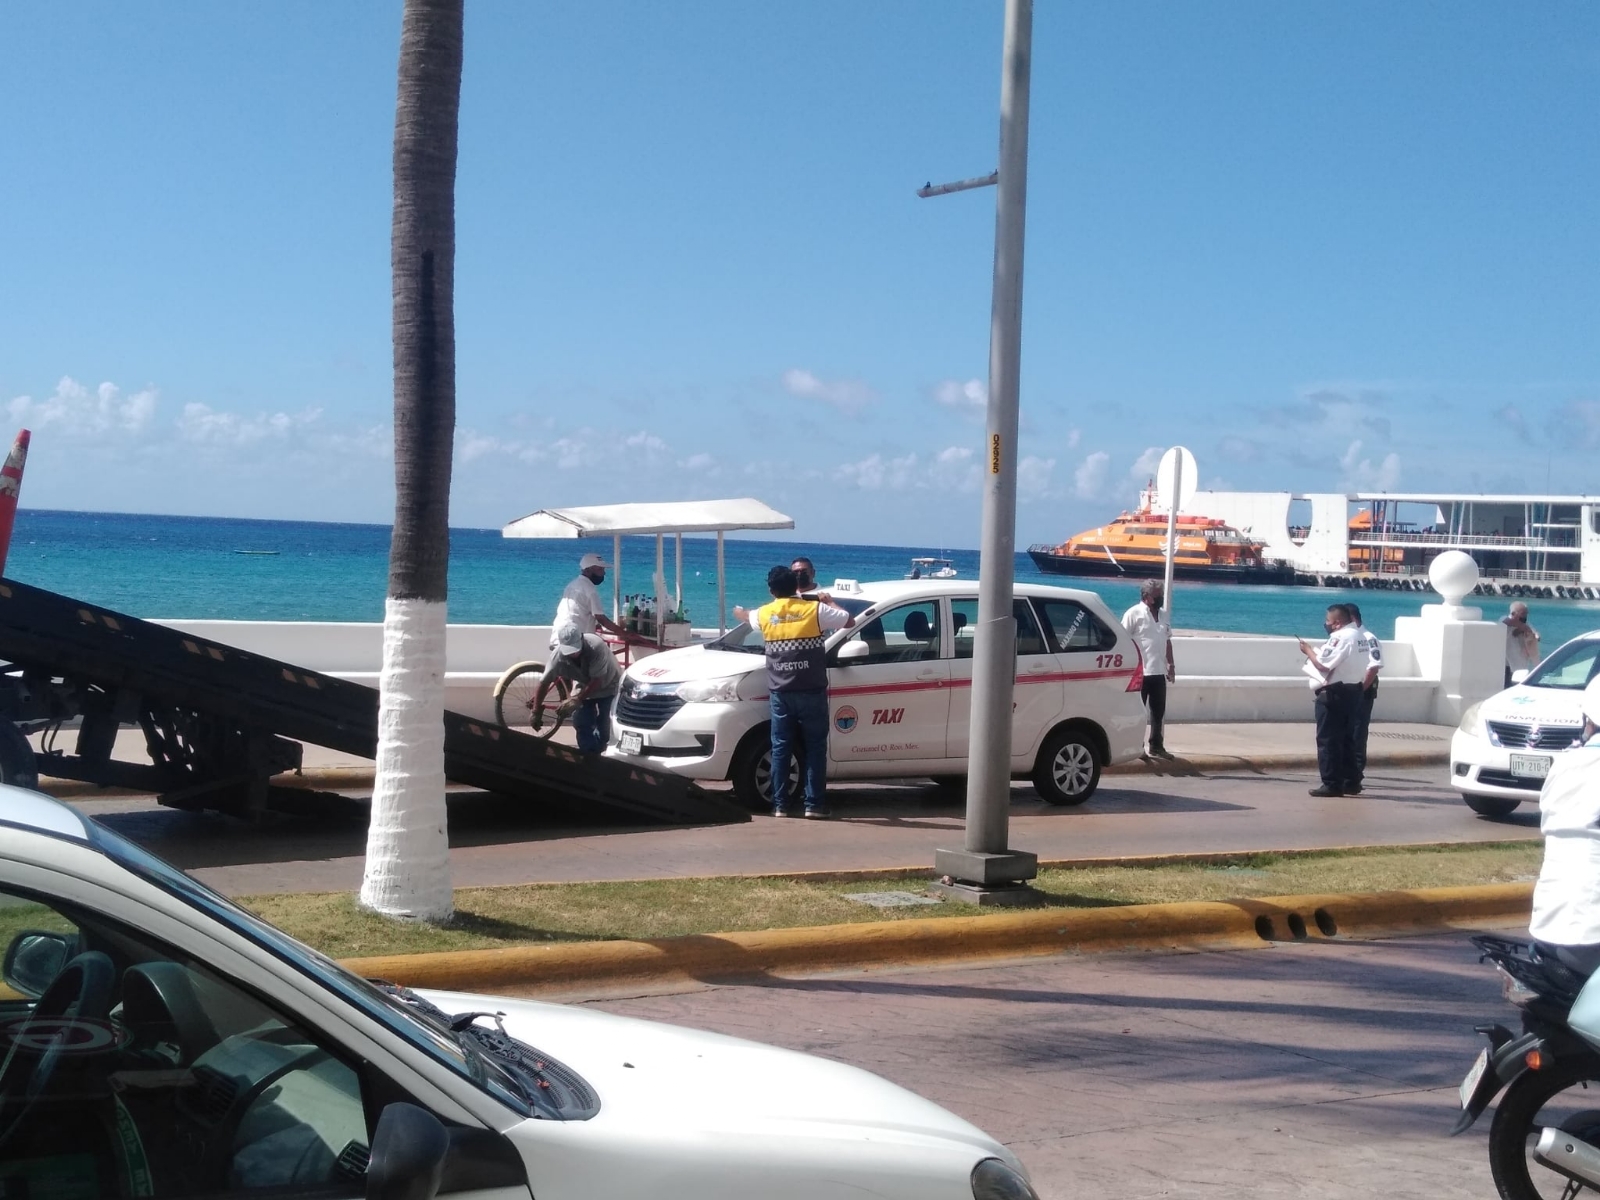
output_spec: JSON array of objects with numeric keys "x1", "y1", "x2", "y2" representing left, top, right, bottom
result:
[{"x1": 1429, "y1": 551, "x2": 1480, "y2": 606}]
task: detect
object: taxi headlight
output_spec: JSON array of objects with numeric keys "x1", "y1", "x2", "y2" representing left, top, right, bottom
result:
[
  {"x1": 1458, "y1": 701, "x2": 1485, "y2": 737},
  {"x1": 971, "y1": 1158, "x2": 1039, "y2": 1200},
  {"x1": 675, "y1": 676, "x2": 742, "y2": 704}
]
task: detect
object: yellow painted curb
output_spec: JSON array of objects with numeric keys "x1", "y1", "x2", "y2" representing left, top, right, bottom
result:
[{"x1": 340, "y1": 882, "x2": 1531, "y2": 999}]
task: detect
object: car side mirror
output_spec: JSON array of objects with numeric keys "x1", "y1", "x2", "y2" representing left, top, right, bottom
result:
[
  {"x1": 367, "y1": 1103, "x2": 449, "y2": 1200},
  {"x1": 1511, "y1": 669, "x2": 1531, "y2": 685},
  {"x1": 837, "y1": 639, "x2": 870, "y2": 661},
  {"x1": 3, "y1": 930, "x2": 77, "y2": 998}
]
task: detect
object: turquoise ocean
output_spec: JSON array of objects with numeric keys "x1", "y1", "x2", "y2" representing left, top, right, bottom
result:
[{"x1": 10, "y1": 509, "x2": 1600, "y2": 649}]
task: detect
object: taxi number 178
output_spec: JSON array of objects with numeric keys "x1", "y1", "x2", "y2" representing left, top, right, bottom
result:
[{"x1": 1095, "y1": 653, "x2": 1124, "y2": 668}]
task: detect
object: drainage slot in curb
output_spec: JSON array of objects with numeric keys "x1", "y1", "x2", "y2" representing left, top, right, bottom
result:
[
  {"x1": 1254, "y1": 916, "x2": 1276, "y2": 941},
  {"x1": 1286, "y1": 912, "x2": 1308, "y2": 940},
  {"x1": 1313, "y1": 908, "x2": 1338, "y2": 937}
]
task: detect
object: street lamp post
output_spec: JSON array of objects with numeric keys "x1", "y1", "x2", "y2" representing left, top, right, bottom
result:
[{"x1": 923, "y1": 0, "x2": 1037, "y2": 904}]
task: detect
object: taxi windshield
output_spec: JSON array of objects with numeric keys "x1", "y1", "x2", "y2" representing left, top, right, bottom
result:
[{"x1": 706, "y1": 597, "x2": 872, "y2": 653}]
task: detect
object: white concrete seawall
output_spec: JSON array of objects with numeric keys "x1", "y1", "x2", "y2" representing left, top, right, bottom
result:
[{"x1": 157, "y1": 608, "x2": 1502, "y2": 728}]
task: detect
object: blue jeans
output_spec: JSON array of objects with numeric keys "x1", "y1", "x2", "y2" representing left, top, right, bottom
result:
[
  {"x1": 573, "y1": 695, "x2": 612, "y2": 754},
  {"x1": 770, "y1": 688, "x2": 829, "y2": 811}
]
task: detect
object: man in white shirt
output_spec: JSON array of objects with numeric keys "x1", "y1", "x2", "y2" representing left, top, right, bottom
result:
[
  {"x1": 1504, "y1": 602, "x2": 1541, "y2": 688},
  {"x1": 1298, "y1": 603, "x2": 1366, "y2": 797},
  {"x1": 1529, "y1": 677, "x2": 1600, "y2": 976},
  {"x1": 1344, "y1": 603, "x2": 1384, "y2": 795},
  {"x1": 1121, "y1": 581, "x2": 1176, "y2": 759},
  {"x1": 550, "y1": 552, "x2": 625, "y2": 652}
]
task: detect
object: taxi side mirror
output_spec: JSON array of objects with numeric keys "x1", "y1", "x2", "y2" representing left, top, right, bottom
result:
[
  {"x1": 837, "y1": 639, "x2": 870, "y2": 662},
  {"x1": 1511, "y1": 669, "x2": 1531, "y2": 685}
]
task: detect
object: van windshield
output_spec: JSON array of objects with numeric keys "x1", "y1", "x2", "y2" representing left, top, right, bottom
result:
[{"x1": 706, "y1": 597, "x2": 873, "y2": 653}]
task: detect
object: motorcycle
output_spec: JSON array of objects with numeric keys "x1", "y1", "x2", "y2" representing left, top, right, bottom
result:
[{"x1": 1453, "y1": 934, "x2": 1600, "y2": 1198}]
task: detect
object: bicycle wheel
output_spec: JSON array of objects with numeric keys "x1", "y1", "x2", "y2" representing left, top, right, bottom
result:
[{"x1": 494, "y1": 662, "x2": 570, "y2": 739}]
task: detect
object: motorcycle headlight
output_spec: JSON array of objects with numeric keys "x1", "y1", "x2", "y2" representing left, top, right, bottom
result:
[
  {"x1": 971, "y1": 1158, "x2": 1039, "y2": 1200},
  {"x1": 1458, "y1": 701, "x2": 1485, "y2": 737},
  {"x1": 675, "y1": 675, "x2": 743, "y2": 704}
]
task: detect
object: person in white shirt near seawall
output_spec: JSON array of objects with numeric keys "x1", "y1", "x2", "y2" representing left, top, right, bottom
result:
[
  {"x1": 1529, "y1": 677, "x2": 1600, "y2": 977},
  {"x1": 1504, "y1": 601, "x2": 1542, "y2": 689},
  {"x1": 1121, "y1": 580, "x2": 1176, "y2": 759},
  {"x1": 1298, "y1": 602, "x2": 1367, "y2": 797},
  {"x1": 550, "y1": 551, "x2": 626, "y2": 652},
  {"x1": 1344, "y1": 602, "x2": 1384, "y2": 796}
]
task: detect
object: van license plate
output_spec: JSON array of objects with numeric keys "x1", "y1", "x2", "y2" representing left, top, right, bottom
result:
[
  {"x1": 1460, "y1": 1048, "x2": 1490, "y2": 1109},
  {"x1": 1510, "y1": 754, "x2": 1552, "y2": 779},
  {"x1": 620, "y1": 731, "x2": 643, "y2": 755}
]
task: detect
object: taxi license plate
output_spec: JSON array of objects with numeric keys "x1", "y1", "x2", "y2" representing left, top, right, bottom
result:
[
  {"x1": 1510, "y1": 754, "x2": 1552, "y2": 780},
  {"x1": 620, "y1": 731, "x2": 643, "y2": 755},
  {"x1": 1460, "y1": 1047, "x2": 1490, "y2": 1109}
]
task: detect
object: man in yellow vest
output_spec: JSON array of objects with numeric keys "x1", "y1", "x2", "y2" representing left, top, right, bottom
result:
[{"x1": 735, "y1": 565, "x2": 855, "y2": 818}]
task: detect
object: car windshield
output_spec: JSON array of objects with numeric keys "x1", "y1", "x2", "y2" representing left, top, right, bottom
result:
[
  {"x1": 1523, "y1": 639, "x2": 1600, "y2": 690},
  {"x1": 705, "y1": 596, "x2": 873, "y2": 653},
  {"x1": 85, "y1": 821, "x2": 534, "y2": 1115}
]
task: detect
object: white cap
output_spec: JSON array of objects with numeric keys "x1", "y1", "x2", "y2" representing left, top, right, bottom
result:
[
  {"x1": 1582, "y1": 676, "x2": 1600, "y2": 725},
  {"x1": 579, "y1": 552, "x2": 608, "y2": 571},
  {"x1": 555, "y1": 624, "x2": 584, "y2": 656}
]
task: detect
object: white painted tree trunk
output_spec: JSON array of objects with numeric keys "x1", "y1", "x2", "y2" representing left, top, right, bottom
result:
[{"x1": 360, "y1": 596, "x2": 453, "y2": 921}]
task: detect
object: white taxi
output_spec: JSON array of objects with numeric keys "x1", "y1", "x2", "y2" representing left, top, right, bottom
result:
[
  {"x1": 0, "y1": 787, "x2": 1038, "y2": 1200},
  {"x1": 1451, "y1": 629, "x2": 1600, "y2": 817},
  {"x1": 608, "y1": 580, "x2": 1147, "y2": 806}
]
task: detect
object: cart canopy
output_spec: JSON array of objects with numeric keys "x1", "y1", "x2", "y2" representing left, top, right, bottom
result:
[{"x1": 502, "y1": 498, "x2": 794, "y2": 539}]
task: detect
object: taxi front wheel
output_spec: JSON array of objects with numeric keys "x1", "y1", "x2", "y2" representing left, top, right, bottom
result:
[{"x1": 1033, "y1": 727, "x2": 1101, "y2": 806}]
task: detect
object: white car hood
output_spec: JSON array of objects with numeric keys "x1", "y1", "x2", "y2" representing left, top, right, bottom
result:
[
  {"x1": 626, "y1": 646, "x2": 763, "y2": 686},
  {"x1": 1482, "y1": 685, "x2": 1586, "y2": 727},
  {"x1": 418, "y1": 988, "x2": 1002, "y2": 1154}
]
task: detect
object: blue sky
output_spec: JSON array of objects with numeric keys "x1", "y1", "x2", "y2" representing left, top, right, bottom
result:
[{"x1": 3, "y1": 1, "x2": 1598, "y2": 547}]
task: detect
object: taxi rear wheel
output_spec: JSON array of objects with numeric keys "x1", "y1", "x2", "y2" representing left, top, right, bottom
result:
[{"x1": 1033, "y1": 727, "x2": 1101, "y2": 806}]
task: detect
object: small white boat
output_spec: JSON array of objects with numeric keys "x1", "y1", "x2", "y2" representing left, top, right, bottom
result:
[{"x1": 905, "y1": 557, "x2": 957, "y2": 580}]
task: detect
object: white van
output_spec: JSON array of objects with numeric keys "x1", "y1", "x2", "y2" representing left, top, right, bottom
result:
[{"x1": 607, "y1": 580, "x2": 1147, "y2": 806}]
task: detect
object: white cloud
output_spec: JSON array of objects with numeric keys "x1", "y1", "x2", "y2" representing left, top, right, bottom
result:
[
  {"x1": 1128, "y1": 445, "x2": 1163, "y2": 482},
  {"x1": 932, "y1": 445, "x2": 981, "y2": 492},
  {"x1": 934, "y1": 378, "x2": 987, "y2": 412},
  {"x1": 1338, "y1": 440, "x2": 1402, "y2": 491},
  {"x1": 1018, "y1": 455, "x2": 1055, "y2": 501},
  {"x1": 623, "y1": 430, "x2": 671, "y2": 463},
  {"x1": 1066, "y1": 428, "x2": 1082, "y2": 450},
  {"x1": 782, "y1": 368, "x2": 874, "y2": 415},
  {"x1": 457, "y1": 430, "x2": 503, "y2": 463},
  {"x1": 679, "y1": 452, "x2": 715, "y2": 472},
  {"x1": 9, "y1": 377, "x2": 158, "y2": 438},
  {"x1": 835, "y1": 451, "x2": 919, "y2": 491},
  {"x1": 1073, "y1": 451, "x2": 1110, "y2": 500},
  {"x1": 177, "y1": 402, "x2": 322, "y2": 446}
]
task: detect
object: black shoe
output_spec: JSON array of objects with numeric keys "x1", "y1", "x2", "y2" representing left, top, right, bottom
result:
[
  {"x1": 1344, "y1": 784, "x2": 1363, "y2": 795},
  {"x1": 803, "y1": 807, "x2": 833, "y2": 820},
  {"x1": 1152, "y1": 748, "x2": 1177, "y2": 760},
  {"x1": 771, "y1": 805, "x2": 791, "y2": 818},
  {"x1": 1308, "y1": 785, "x2": 1344, "y2": 797}
]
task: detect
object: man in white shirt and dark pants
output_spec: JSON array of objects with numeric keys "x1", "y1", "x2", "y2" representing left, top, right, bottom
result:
[
  {"x1": 550, "y1": 552, "x2": 626, "y2": 652},
  {"x1": 1345, "y1": 602, "x2": 1384, "y2": 795},
  {"x1": 1298, "y1": 602, "x2": 1367, "y2": 797},
  {"x1": 1122, "y1": 581, "x2": 1176, "y2": 759},
  {"x1": 1529, "y1": 677, "x2": 1600, "y2": 976}
]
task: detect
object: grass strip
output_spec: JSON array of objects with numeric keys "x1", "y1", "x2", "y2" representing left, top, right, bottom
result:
[{"x1": 240, "y1": 841, "x2": 1542, "y2": 960}]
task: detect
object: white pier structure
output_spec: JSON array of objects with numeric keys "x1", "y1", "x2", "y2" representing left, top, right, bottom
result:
[{"x1": 1192, "y1": 490, "x2": 1600, "y2": 587}]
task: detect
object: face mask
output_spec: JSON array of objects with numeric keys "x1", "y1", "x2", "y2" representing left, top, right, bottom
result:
[{"x1": 1323, "y1": 621, "x2": 1334, "y2": 634}]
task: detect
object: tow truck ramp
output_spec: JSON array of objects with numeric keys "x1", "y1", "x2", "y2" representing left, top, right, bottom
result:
[{"x1": 0, "y1": 578, "x2": 746, "y2": 826}]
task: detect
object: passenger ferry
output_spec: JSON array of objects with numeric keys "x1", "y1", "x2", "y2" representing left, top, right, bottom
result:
[{"x1": 1027, "y1": 483, "x2": 1295, "y2": 584}]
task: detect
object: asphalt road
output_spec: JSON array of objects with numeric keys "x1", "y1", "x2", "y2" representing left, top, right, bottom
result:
[
  {"x1": 587, "y1": 930, "x2": 1515, "y2": 1200},
  {"x1": 65, "y1": 763, "x2": 1537, "y2": 896}
]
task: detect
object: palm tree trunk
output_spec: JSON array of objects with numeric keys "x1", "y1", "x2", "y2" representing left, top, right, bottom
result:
[{"x1": 360, "y1": 0, "x2": 463, "y2": 922}]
